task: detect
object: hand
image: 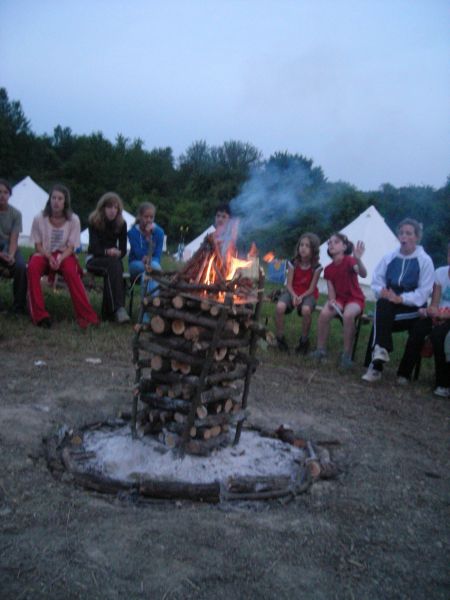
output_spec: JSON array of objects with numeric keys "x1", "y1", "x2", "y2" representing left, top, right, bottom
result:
[
  {"x1": 0, "y1": 251, "x2": 14, "y2": 265},
  {"x1": 144, "y1": 223, "x2": 154, "y2": 238},
  {"x1": 385, "y1": 288, "x2": 402, "y2": 304},
  {"x1": 427, "y1": 306, "x2": 439, "y2": 318},
  {"x1": 49, "y1": 254, "x2": 62, "y2": 271},
  {"x1": 354, "y1": 241, "x2": 365, "y2": 259}
]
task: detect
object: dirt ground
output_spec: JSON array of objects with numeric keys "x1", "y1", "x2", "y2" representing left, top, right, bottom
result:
[{"x1": 0, "y1": 320, "x2": 449, "y2": 600}]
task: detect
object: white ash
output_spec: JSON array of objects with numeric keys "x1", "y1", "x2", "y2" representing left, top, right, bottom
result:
[{"x1": 82, "y1": 427, "x2": 305, "y2": 484}]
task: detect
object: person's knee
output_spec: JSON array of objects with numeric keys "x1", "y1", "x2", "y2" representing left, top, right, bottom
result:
[
  {"x1": 319, "y1": 309, "x2": 332, "y2": 323},
  {"x1": 276, "y1": 302, "x2": 287, "y2": 315},
  {"x1": 301, "y1": 305, "x2": 312, "y2": 317}
]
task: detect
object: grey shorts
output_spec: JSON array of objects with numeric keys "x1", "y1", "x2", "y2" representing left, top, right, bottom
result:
[{"x1": 278, "y1": 291, "x2": 316, "y2": 314}]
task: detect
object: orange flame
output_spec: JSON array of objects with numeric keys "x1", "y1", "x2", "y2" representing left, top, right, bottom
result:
[
  {"x1": 226, "y1": 256, "x2": 253, "y2": 280},
  {"x1": 247, "y1": 242, "x2": 259, "y2": 258},
  {"x1": 263, "y1": 251, "x2": 275, "y2": 263}
]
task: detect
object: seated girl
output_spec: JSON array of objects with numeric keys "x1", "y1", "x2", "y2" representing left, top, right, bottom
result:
[
  {"x1": 311, "y1": 233, "x2": 367, "y2": 368},
  {"x1": 127, "y1": 202, "x2": 165, "y2": 298},
  {"x1": 28, "y1": 184, "x2": 99, "y2": 329},
  {"x1": 275, "y1": 232, "x2": 322, "y2": 355},
  {"x1": 86, "y1": 192, "x2": 130, "y2": 323}
]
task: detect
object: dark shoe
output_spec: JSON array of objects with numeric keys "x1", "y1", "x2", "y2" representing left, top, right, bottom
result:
[
  {"x1": 276, "y1": 336, "x2": 290, "y2": 353},
  {"x1": 37, "y1": 317, "x2": 52, "y2": 329},
  {"x1": 295, "y1": 337, "x2": 310, "y2": 355},
  {"x1": 10, "y1": 305, "x2": 28, "y2": 316}
]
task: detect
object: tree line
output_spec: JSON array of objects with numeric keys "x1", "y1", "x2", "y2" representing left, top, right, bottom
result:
[{"x1": 1, "y1": 88, "x2": 448, "y2": 265}]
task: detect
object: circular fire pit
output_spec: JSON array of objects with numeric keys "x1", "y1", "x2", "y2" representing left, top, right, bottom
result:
[{"x1": 44, "y1": 419, "x2": 322, "y2": 503}]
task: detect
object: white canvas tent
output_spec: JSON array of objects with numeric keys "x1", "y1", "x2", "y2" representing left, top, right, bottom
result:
[
  {"x1": 11, "y1": 176, "x2": 48, "y2": 246},
  {"x1": 181, "y1": 225, "x2": 215, "y2": 261},
  {"x1": 318, "y1": 205, "x2": 398, "y2": 300}
]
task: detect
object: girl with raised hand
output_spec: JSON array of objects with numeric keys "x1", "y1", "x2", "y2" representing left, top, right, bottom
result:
[{"x1": 311, "y1": 233, "x2": 367, "y2": 368}]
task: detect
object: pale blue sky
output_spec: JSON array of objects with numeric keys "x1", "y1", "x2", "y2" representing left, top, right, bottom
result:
[{"x1": 1, "y1": 0, "x2": 448, "y2": 190}]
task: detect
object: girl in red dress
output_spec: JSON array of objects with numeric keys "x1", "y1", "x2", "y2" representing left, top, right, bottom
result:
[
  {"x1": 275, "y1": 232, "x2": 322, "y2": 354},
  {"x1": 312, "y1": 233, "x2": 367, "y2": 367}
]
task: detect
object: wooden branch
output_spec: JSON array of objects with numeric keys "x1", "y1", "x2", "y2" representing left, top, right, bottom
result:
[
  {"x1": 200, "y1": 385, "x2": 241, "y2": 403},
  {"x1": 150, "y1": 315, "x2": 170, "y2": 335},
  {"x1": 139, "y1": 393, "x2": 191, "y2": 413},
  {"x1": 137, "y1": 339, "x2": 204, "y2": 367},
  {"x1": 184, "y1": 432, "x2": 230, "y2": 456},
  {"x1": 171, "y1": 319, "x2": 185, "y2": 336}
]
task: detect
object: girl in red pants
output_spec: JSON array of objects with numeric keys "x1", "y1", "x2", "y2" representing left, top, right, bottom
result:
[{"x1": 28, "y1": 184, "x2": 99, "y2": 329}]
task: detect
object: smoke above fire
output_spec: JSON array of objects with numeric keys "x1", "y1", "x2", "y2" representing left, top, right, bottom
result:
[{"x1": 230, "y1": 157, "x2": 323, "y2": 242}]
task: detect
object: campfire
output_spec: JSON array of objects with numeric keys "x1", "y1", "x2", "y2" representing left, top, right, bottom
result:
[
  {"x1": 131, "y1": 230, "x2": 265, "y2": 455},
  {"x1": 43, "y1": 230, "x2": 338, "y2": 502}
]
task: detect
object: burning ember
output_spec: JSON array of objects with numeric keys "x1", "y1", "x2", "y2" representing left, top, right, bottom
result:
[{"x1": 263, "y1": 251, "x2": 275, "y2": 263}]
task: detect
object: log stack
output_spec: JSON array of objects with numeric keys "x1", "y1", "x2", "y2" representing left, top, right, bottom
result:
[{"x1": 131, "y1": 236, "x2": 265, "y2": 456}]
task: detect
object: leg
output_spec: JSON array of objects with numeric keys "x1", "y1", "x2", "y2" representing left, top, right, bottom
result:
[
  {"x1": 316, "y1": 304, "x2": 336, "y2": 351},
  {"x1": 87, "y1": 257, "x2": 125, "y2": 319},
  {"x1": 397, "y1": 317, "x2": 432, "y2": 380},
  {"x1": 342, "y1": 303, "x2": 362, "y2": 357},
  {"x1": 275, "y1": 301, "x2": 288, "y2": 338},
  {"x1": 27, "y1": 254, "x2": 51, "y2": 324},
  {"x1": 430, "y1": 321, "x2": 450, "y2": 389},
  {"x1": 300, "y1": 304, "x2": 313, "y2": 339},
  {"x1": 59, "y1": 255, "x2": 99, "y2": 328},
  {"x1": 372, "y1": 298, "x2": 398, "y2": 352},
  {"x1": 128, "y1": 260, "x2": 145, "y2": 281},
  {"x1": 145, "y1": 259, "x2": 162, "y2": 297},
  {"x1": 11, "y1": 250, "x2": 27, "y2": 312}
]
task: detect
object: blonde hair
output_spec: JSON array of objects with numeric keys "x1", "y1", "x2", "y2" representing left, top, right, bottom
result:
[
  {"x1": 89, "y1": 192, "x2": 125, "y2": 232},
  {"x1": 135, "y1": 201, "x2": 156, "y2": 225}
]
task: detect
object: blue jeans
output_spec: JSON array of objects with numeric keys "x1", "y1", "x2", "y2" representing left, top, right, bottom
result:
[{"x1": 129, "y1": 259, "x2": 161, "y2": 298}]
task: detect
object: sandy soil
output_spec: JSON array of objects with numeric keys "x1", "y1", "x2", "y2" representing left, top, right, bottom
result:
[{"x1": 0, "y1": 322, "x2": 449, "y2": 600}]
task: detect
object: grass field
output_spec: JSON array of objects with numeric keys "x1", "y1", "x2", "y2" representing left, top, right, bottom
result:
[{"x1": 0, "y1": 250, "x2": 434, "y2": 382}]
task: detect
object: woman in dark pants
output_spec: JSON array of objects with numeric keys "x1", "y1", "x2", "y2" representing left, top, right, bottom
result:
[
  {"x1": 86, "y1": 192, "x2": 130, "y2": 323},
  {"x1": 362, "y1": 218, "x2": 434, "y2": 384},
  {"x1": 427, "y1": 243, "x2": 450, "y2": 397}
]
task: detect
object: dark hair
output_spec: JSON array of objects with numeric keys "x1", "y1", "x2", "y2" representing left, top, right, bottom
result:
[
  {"x1": 43, "y1": 184, "x2": 72, "y2": 220},
  {"x1": 215, "y1": 203, "x2": 231, "y2": 217},
  {"x1": 293, "y1": 232, "x2": 320, "y2": 266},
  {"x1": 396, "y1": 218, "x2": 423, "y2": 242},
  {"x1": 327, "y1": 232, "x2": 354, "y2": 257},
  {"x1": 0, "y1": 178, "x2": 12, "y2": 194},
  {"x1": 89, "y1": 191, "x2": 125, "y2": 232}
]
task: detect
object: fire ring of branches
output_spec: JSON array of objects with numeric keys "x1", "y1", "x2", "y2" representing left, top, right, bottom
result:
[{"x1": 42, "y1": 418, "x2": 338, "y2": 503}]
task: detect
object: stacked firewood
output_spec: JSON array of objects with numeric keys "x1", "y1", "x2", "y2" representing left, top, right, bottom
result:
[{"x1": 131, "y1": 238, "x2": 265, "y2": 456}]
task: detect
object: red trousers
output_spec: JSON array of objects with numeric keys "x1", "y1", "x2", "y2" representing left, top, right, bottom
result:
[{"x1": 28, "y1": 253, "x2": 99, "y2": 328}]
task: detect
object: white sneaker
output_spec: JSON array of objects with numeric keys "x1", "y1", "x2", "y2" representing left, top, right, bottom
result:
[
  {"x1": 362, "y1": 363, "x2": 382, "y2": 383},
  {"x1": 397, "y1": 376, "x2": 409, "y2": 386},
  {"x1": 433, "y1": 387, "x2": 450, "y2": 398},
  {"x1": 372, "y1": 344, "x2": 389, "y2": 363},
  {"x1": 115, "y1": 307, "x2": 131, "y2": 324}
]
